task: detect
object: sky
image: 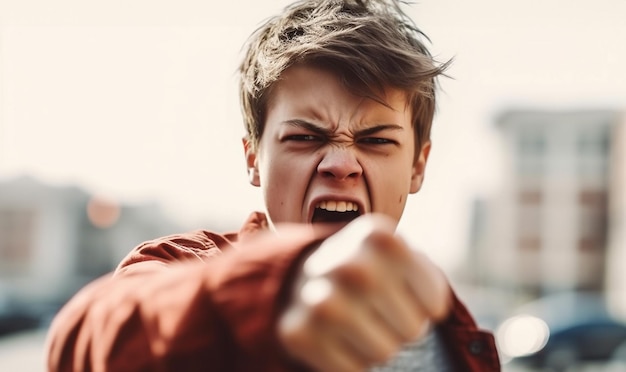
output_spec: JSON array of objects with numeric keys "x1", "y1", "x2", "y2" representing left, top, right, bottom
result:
[{"x1": 1, "y1": 0, "x2": 625, "y2": 272}]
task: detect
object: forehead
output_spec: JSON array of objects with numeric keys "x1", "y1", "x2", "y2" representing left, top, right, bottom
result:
[{"x1": 266, "y1": 64, "x2": 411, "y2": 124}]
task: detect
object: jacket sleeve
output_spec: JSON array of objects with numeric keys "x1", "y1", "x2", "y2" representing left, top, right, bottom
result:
[
  {"x1": 45, "y1": 227, "x2": 331, "y2": 372},
  {"x1": 438, "y1": 291, "x2": 501, "y2": 372}
]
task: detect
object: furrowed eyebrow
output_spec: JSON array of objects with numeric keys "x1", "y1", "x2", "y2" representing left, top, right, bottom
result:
[
  {"x1": 282, "y1": 119, "x2": 332, "y2": 136},
  {"x1": 283, "y1": 119, "x2": 404, "y2": 137},
  {"x1": 355, "y1": 124, "x2": 404, "y2": 137}
]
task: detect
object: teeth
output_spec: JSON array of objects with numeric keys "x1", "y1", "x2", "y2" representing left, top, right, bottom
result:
[{"x1": 316, "y1": 201, "x2": 359, "y2": 212}]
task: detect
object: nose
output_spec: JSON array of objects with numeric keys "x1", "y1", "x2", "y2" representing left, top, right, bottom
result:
[{"x1": 317, "y1": 146, "x2": 363, "y2": 180}]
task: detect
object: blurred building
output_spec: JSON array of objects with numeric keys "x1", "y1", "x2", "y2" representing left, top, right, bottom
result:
[
  {"x1": 464, "y1": 109, "x2": 624, "y2": 310},
  {"x1": 0, "y1": 175, "x2": 181, "y2": 317},
  {"x1": 606, "y1": 114, "x2": 626, "y2": 321}
]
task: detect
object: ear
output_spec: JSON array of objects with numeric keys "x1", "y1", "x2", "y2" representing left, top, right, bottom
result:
[
  {"x1": 410, "y1": 141, "x2": 431, "y2": 194},
  {"x1": 242, "y1": 137, "x2": 261, "y2": 187}
]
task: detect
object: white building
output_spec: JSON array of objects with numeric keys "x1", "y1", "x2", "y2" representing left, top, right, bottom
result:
[
  {"x1": 468, "y1": 109, "x2": 622, "y2": 302},
  {"x1": 0, "y1": 176, "x2": 180, "y2": 314},
  {"x1": 606, "y1": 114, "x2": 626, "y2": 321}
]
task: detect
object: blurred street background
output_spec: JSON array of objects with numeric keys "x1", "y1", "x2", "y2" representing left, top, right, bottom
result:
[{"x1": 1, "y1": 0, "x2": 625, "y2": 371}]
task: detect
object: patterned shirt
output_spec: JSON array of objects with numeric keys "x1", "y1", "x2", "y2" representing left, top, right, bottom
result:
[{"x1": 372, "y1": 328, "x2": 455, "y2": 372}]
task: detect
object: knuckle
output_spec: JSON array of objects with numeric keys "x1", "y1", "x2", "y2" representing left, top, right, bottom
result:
[
  {"x1": 277, "y1": 309, "x2": 314, "y2": 350},
  {"x1": 362, "y1": 229, "x2": 393, "y2": 250},
  {"x1": 332, "y1": 261, "x2": 378, "y2": 290},
  {"x1": 308, "y1": 293, "x2": 339, "y2": 322},
  {"x1": 364, "y1": 231, "x2": 408, "y2": 261}
]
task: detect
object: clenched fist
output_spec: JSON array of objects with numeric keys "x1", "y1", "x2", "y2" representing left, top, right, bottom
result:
[{"x1": 278, "y1": 214, "x2": 452, "y2": 371}]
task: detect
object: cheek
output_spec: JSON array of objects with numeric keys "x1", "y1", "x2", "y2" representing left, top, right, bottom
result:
[
  {"x1": 262, "y1": 168, "x2": 292, "y2": 219},
  {"x1": 261, "y1": 154, "x2": 307, "y2": 184},
  {"x1": 260, "y1": 154, "x2": 314, "y2": 218},
  {"x1": 369, "y1": 162, "x2": 413, "y2": 212}
]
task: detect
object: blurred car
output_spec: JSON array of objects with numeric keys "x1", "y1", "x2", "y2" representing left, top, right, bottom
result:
[
  {"x1": 0, "y1": 283, "x2": 57, "y2": 337},
  {"x1": 496, "y1": 291, "x2": 626, "y2": 371},
  {"x1": 0, "y1": 310, "x2": 42, "y2": 337}
]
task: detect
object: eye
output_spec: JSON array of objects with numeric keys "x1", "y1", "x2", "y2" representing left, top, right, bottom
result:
[
  {"x1": 358, "y1": 137, "x2": 396, "y2": 145},
  {"x1": 284, "y1": 134, "x2": 323, "y2": 142}
]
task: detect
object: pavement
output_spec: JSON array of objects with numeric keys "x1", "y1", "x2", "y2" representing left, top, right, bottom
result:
[{"x1": 0, "y1": 328, "x2": 48, "y2": 372}]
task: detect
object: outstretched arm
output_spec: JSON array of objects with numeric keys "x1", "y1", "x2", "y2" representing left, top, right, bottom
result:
[{"x1": 45, "y1": 227, "x2": 331, "y2": 372}]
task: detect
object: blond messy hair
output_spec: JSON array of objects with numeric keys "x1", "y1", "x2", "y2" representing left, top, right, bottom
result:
[{"x1": 239, "y1": 0, "x2": 450, "y2": 155}]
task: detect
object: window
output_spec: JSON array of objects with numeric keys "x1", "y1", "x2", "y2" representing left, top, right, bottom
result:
[
  {"x1": 517, "y1": 131, "x2": 546, "y2": 176},
  {"x1": 577, "y1": 190, "x2": 607, "y2": 252},
  {"x1": 518, "y1": 131, "x2": 546, "y2": 156},
  {"x1": 577, "y1": 128, "x2": 610, "y2": 157},
  {"x1": 0, "y1": 208, "x2": 37, "y2": 268},
  {"x1": 577, "y1": 128, "x2": 610, "y2": 179},
  {"x1": 517, "y1": 189, "x2": 542, "y2": 251}
]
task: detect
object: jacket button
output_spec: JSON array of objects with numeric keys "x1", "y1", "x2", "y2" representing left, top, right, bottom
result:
[{"x1": 468, "y1": 340, "x2": 484, "y2": 355}]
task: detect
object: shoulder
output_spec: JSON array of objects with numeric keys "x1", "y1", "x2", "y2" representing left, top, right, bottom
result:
[{"x1": 115, "y1": 229, "x2": 237, "y2": 274}]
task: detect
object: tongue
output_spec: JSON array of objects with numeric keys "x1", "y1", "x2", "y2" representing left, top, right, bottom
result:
[{"x1": 312, "y1": 209, "x2": 360, "y2": 224}]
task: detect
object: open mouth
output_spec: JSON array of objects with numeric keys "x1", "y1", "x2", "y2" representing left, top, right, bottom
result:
[{"x1": 311, "y1": 200, "x2": 361, "y2": 224}]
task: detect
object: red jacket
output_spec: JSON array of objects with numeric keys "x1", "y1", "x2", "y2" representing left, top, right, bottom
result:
[{"x1": 46, "y1": 212, "x2": 501, "y2": 371}]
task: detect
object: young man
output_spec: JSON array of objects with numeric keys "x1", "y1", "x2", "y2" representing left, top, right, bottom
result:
[{"x1": 46, "y1": 0, "x2": 500, "y2": 371}]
